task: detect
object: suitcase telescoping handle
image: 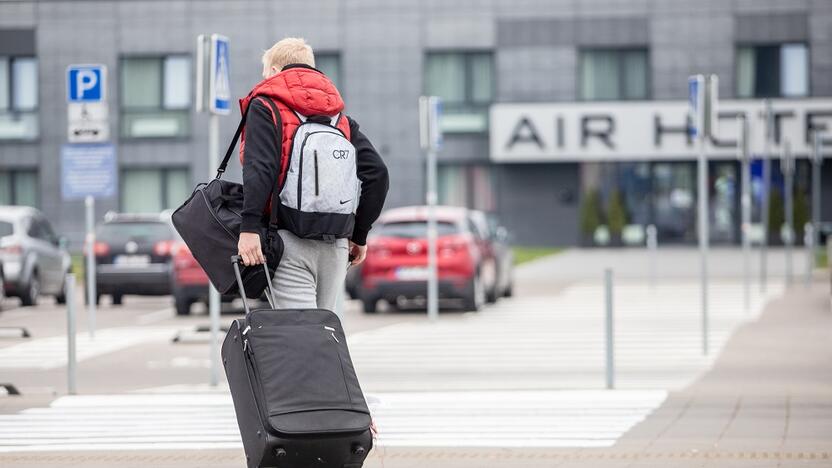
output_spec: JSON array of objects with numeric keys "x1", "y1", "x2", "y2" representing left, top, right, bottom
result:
[{"x1": 230, "y1": 255, "x2": 277, "y2": 315}]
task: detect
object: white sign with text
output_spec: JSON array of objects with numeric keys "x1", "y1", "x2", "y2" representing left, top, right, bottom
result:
[{"x1": 490, "y1": 99, "x2": 832, "y2": 162}]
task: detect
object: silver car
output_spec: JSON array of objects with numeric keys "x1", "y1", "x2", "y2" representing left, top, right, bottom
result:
[{"x1": 0, "y1": 206, "x2": 72, "y2": 306}]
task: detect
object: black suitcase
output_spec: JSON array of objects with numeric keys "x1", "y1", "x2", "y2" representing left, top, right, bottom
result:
[{"x1": 222, "y1": 256, "x2": 373, "y2": 468}]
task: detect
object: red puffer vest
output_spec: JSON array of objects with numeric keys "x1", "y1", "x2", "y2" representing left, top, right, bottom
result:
[{"x1": 239, "y1": 65, "x2": 351, "y2": 195}]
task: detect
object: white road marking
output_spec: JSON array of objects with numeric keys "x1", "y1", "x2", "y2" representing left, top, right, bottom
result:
[
  {"x1": 136, "y1": 308, "x2": 174, "y2": 325},
  {"x1": 0, "y1": 390, "x2": 665, "y2": 452},
  {"x1": 347, "y1": 281, "x2": 782, "y2": 391},
  {"x1": 0, "y1": 327, "x2": 179, "y2": 369}
]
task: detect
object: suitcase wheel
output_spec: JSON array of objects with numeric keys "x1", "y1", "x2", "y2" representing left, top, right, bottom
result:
[
  {"x1": 275, "y1": 447, "x2": 287, "y2": 458},
  {"x1": 352, "y1": 444, "x2": 366, "y2": 456}
]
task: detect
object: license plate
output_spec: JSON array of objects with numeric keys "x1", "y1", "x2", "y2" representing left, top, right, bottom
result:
[
  {"x1": 113, "y1": 255, "x2": 151, "y2": 267},
  {"x1": 395, "y1": 266, "x2": 429, "y2": 280}
]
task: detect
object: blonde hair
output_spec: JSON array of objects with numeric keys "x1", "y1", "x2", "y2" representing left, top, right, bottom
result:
[{"x1": 261, "y1": 37, "x2": 315, "y2": 78}]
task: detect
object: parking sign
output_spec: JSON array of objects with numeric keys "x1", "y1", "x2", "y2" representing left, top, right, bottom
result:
[
  {"x1": 209, "y1": 34, "x2": 231, "y2": 115},
  {"x1": 67, "y1": 65, "x2": 106, "y2": 102}
]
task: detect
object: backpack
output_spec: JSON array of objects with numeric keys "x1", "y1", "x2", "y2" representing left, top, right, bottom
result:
[{"x1": 277, "y1": 112, "x2": 361, "y2": 240}]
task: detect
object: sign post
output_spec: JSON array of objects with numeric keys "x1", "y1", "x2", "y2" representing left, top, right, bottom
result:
[
  {"x1": 198, "y1": 34, "x2": 231, "y2": 387},
  {"x1": 66, "y1": 64, "x2": 110, "y2": 339},
  {"x1": 737, "y1": 115, "x2": 751, "y2": 313},
  {"x1": 65, "y1": 273, "x2": 77, "y2": 395},
  {"x1": 61, "y1": 143, "x2": 117, "y2": 338},
  {"x1": 688, "y1": 74, "x2": 715, "y2": 356},
  {"x1": 810, "y1": 132, "x2": 824, "y2": 286},
  {"x1": 782, "y1": 140, "x2": 795, "y2": 287},
  {"x1": 419, "y1": 96, "x2": 442, "y2": 322},
  {"x1": 760, "y1": 99, "x2": 773, "y2": 293}
]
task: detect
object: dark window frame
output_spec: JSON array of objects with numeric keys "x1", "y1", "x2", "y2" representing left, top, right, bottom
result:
[
  {"x1": 1, "y1": 55, "x2": 38, "y2": 112},
  {"x1": 119, "y1": 54, "x2": 192, "y2": 140},
  {"x1": 734, "y1": 42, "x2": 810, "y2": 99},
  {"x1": 314, "y1": 52, "x2": 342, "y2": 90},
  {"x1": 119, "y1": 167, "x2": 189, "y2": 212},
  {"x1": 0, "y1": 169, "x2": 39, "y2": 207},
  {"x1": 424, "y1": 50, "x2": 495, "y2": 106},
  {"x1": 578, "y1": 47, "x2": 651, "y2": 101}
]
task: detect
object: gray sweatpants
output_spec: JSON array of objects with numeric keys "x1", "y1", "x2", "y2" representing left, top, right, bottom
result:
[{"x1": 271, "y1": 229, "x2": 349, "y2": 311}]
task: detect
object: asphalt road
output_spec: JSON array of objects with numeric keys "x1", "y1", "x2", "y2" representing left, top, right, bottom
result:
[{"x1": 0, "y1": 287, "x2": 463, "y2": 398}]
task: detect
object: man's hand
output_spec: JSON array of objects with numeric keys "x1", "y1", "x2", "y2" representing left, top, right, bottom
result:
[
  {"x1": 349, "y1": 241, "x2": 367, "y2": 266},
  {"x1": 238, "y1": 232, "x2": 265, "y2": 266}
]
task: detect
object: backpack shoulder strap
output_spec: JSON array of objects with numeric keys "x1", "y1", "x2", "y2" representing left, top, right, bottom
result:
[{"x1": 254, "y1": 97, "x2": 283, "y2": 229}]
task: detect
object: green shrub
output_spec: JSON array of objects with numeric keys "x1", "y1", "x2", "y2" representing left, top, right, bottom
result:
[
  {"x1": 794, "y1": 186, "x2": 810, "y2": 242},
  {"x1": 579, "y1": 190, "x2": 602, "y2": 237},
  {"x1": 606, "y1": 190, "x2": 628, "y2": 236}
]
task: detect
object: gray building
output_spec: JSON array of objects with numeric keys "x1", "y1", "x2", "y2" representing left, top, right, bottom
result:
[{"x1": 1, "y1": 0, "x2": 830, "y2": 247}]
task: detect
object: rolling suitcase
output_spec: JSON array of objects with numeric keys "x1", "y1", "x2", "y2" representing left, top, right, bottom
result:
[{"x1": 222, "y1": 256, "x2": 373, "y2": 468}]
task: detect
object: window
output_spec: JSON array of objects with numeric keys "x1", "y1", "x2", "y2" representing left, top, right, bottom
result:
[
  {"x1": 579, "y1": 48, "x2": 649, "y2": 101},
  {"x1": 0, "y1": 56, "x2": 38, "y2": 140},
  {"x1": 0, "y1": 170, "x2": 38, "y2": 206},
  {"x1": 438, "y1": 164, "x2": 496, "y2": 211},
  {"x1": 120, "y1": 56, "x2": 191, "y2": 138},
  {"x1": 121, "y1": 168, "x2": 189, "y2": 213},
  {"x1": 736, "y1": 43, "x2": 808, "y2": 98},
  {"x1": 316, "y1": 53, "x2": 341, "y2": 89},
  {"x1": 425, "y1": 51, "x2": 493, "y2": 133}
]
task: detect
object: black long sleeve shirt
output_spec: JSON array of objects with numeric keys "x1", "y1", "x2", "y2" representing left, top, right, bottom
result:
[{"x1": 240, "y1": 99, "x2": 389, "y2": 245}]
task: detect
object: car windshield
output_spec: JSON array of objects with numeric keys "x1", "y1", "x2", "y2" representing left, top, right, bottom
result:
[
  {"x1": 376, "y1": 221, "x2": 459, "y2": 239},
  {"x1": 0, "y1": 221, "x2": 13, "y2": 238},
  {"x1": 97, "y1": 222, "x2": 173, "y2": 244}
]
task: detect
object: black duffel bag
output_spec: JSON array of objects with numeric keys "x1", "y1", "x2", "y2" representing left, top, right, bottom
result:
[{"x1": 172, "y1": 96, "x2": 283, "y2": 298}]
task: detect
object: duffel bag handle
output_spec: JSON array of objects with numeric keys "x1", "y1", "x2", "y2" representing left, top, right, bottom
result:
[{"x1": 230, "y1": 255, "x2": 277, "y2": 315}]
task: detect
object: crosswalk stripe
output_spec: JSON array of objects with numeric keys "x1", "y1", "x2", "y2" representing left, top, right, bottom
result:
[
  {"x1": 0, "y1": 327, "x2": 179, "y2": 369},
  {"x1": 0, "y1": 390, "x2": 666, "y2": 452}
]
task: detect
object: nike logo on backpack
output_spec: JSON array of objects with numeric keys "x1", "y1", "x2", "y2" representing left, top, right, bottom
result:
[{"x1": 339, "y1": 199, "x2": 352, "y2": 205}]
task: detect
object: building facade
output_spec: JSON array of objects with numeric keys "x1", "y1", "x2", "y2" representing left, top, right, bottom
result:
[{"x1": 0, "y1": 0, "x2": 830, "y2": 247}]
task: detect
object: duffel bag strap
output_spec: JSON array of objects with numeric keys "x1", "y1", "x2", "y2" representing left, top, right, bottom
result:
[
  {"x1": 214, "y1": 111, "x2": 247, "y2": 179},
  {"x1": 215, "y1": 93, "x2": 275, "y2": 179}
]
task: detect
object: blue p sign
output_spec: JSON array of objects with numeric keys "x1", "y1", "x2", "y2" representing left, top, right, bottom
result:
[{"x1": 68, "y1": 65, "x2": 105, "y2": 102}]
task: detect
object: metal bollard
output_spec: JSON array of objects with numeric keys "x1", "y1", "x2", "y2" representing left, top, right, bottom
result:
[
  {"x1": 66, "y1": 273, "x2": 77, "y2": 395},
  {"x1": 604, "y1": 268, "x2": 615, "y2": 389},
  {"x1": 805, "y1": 223, "x2": 814, "y2": 288},
  {"x1": 646, "y1": 224, "x2": 657, "y2": 290}
]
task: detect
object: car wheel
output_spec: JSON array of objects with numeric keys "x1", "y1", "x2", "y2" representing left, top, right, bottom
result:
[
  {"x1": 55, "y1": 272, "x2": 68, "y2": 305},
  {"x1": 175, "y1": 294, "x2": 192, "y2": 316},
  {"x1": 462, "y1": 273, "x2": 485, "y2": 312},
  {"x1": 20, "y1": 272, "x2": 40, "y2": 307},
  {"x1": 85, "y1": 289, "x2": 101, "y2": 306},
  {"x1": 486, "y1": 283, "x2": 499, "y2": 304},
  {"x1": 112, "y1": 294, "x2": 124, "y2": 306},
  {"x1": 503, "y1": 281, "x2": 514, "y2": 298},
  {"x1": 361, "y1": 296, "x2": 378, "y2": 314}
]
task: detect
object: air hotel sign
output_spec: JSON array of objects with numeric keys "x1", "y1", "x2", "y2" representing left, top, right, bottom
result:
[{"x1": 490, "y1": 99, "x2": 832, "y2": 162}]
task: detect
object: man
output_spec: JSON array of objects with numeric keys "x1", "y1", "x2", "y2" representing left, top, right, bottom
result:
[{"x1": 237, "y1": 37, "x2": 388, "y2": 311}]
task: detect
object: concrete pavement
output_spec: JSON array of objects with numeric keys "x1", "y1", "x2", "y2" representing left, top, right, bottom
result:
[{"x1": 0, "y1": 248, "x2": 829, "y2": 467}]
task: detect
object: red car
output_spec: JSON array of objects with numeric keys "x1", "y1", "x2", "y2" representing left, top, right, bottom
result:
[
  {"x1": 170, "y1": 240, "x2": 211, "y2": 315},
  {"x1": 359, "y1": 206, "x2": 502, "y2": 313}
]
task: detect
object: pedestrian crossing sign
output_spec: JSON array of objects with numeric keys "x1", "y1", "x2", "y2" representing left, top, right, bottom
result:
[{"x1": 209, "y1": 34, "x2": 231, "y2": 115}]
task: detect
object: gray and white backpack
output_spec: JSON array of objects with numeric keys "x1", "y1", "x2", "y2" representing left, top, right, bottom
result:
[{"x1": 278, "y1": 113, "x2": 361, "y2": 240}]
